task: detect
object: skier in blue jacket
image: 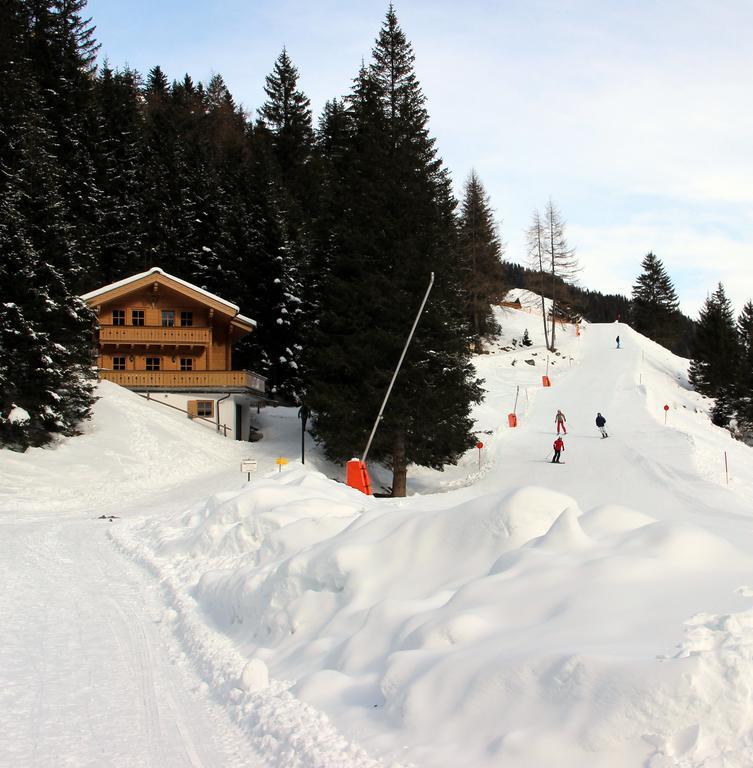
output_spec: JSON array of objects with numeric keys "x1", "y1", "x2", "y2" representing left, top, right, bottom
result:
[{"x1": 595, "y1": 412, "x2": 608, "y2": 438}]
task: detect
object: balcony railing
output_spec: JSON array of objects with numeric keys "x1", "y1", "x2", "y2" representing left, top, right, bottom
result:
[
  {"x1": 99, "y1": 369, "x2": 266, "y2": 394},
  {"x1": 99, "y1": 325, "x2": 211, "y2": 346}
]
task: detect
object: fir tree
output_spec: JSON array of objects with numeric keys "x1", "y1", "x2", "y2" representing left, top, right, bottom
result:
[
  {"x1": 0, "y1": 184, "x2": 96, "y2": 450},
  {"x1": 25, "y1": 0, "x2": 102, "y2": 292},
  {"x1": 689, "y1": 283, "x2": 740, "y2": 399},
  {"x1": 457, "y1": 170, "x2": 505, "y2": 352},
  {"x1": 139, "y1": 66, "x2": 195, "y2": 275},
  {"x1": 307, "y1": 7, "x2": 483, "y2": 496},
  {"x1": 255, "y1": 51, "x2": 315, "y2": 398},
  {"x1": 631, "y1": 252, "x2": 681, "y2": 349},
  {"x1": 91, "y1": 64, "x2": 145, "y2": 285},
  {"x1": 735, "y1": 301, "x2": 753, "y2": 442},
  {"x1": 259, "y1": 48, "x2": 315, "y2": 197}
]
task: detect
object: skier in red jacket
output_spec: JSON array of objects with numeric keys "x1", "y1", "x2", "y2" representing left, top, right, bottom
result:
[{"x1": 552, "y1": 436, "x2": 565, "y2": 463}]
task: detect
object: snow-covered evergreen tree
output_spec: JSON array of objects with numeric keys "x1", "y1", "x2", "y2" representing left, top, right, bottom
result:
[
  {"x1": 734, "y1": 300, "x2": 753, "y2": 442},
  {"x1": 307, "y1": 8, "x2": 483, "y2": 496}
]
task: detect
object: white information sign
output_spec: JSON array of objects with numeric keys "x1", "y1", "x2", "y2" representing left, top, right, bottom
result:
[{"x1": 241, "y1": 459, "x2": 258, "y2": 474}]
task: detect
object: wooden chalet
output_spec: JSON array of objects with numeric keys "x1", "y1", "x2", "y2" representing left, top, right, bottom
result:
[{"x1": 81, "y1": 268, "x2": 266, "y2": 440}]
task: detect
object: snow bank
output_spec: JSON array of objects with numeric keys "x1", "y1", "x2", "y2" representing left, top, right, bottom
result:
[{"x1": 118, "y1": 465, "x2": 753, "y2": 767}]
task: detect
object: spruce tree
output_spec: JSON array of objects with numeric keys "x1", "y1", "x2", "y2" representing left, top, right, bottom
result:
[
  {"x1": 689, "y1": 283, "x2": 740, "y2": 399},
  {"x1": 92, "y1": 64, "x2": 145, "y2": 285},
  {"x1": 631, "y1": 252, "x2": 681, "y2": 349},
  {"x1": 139, "y1": 66, "x2": 196, "y2": 275},
  {"x1": 259, "y1": 48, "x2": 315, "y2": 199},
  {"x1": 735, "y1": 301, "x2": 753, "y2": 441},
  {"x1": 0, "y1": 169, "x2": 96, "y2": 449},
  {"x1": 457, "y1": 170, "x2": 505, "y2": 352},
  {"x1": 25, "y1": 0, "x2": 102, "y2": 292},
  {"x1": 307, "y1": 8, "x2": 483, "y2": 496}
]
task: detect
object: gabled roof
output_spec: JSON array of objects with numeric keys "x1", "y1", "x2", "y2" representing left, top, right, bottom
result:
[{"x1": 81, "y1": 267, "x2": 257, "y2": 326}]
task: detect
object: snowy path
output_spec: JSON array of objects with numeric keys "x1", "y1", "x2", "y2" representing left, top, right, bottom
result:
[{"x1": 0, "y1": 516, "x2": 261, "y2": 768}]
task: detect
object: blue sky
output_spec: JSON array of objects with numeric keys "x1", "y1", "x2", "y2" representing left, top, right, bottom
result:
[{"x1": 87, "y1": 0, "x2": 753, "y2": 317}]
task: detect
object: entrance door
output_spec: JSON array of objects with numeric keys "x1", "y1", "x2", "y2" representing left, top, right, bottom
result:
[{"x1": 235, "y1": 403, "x2": 242, "y2": 441}]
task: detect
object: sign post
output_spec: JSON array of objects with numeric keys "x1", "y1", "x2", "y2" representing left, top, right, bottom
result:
[
  {"x1": 241, "y1": 458, "x2": 257, "y2": 482},
  {"x1": 276, "y1": 457, "x2": 288, "y2": 473},
  {"x1": 664, "y1": 404, "x2": 669, "y2": 425},
  {"x1": 476, "y1": 441, "x2": 484, "y2": 472}
]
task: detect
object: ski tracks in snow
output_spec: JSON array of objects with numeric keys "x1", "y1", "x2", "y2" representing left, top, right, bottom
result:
[
  {"x1": 110, "y1": 521, "x2": 412, "y2": 768},
  {"x1": 0, "y1": 517, "x2": 260, "y2": 768}
]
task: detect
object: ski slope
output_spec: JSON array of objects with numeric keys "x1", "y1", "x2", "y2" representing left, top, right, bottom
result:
[{"x1": 3, "y1": 300, "x2": 753, "y2": 767}]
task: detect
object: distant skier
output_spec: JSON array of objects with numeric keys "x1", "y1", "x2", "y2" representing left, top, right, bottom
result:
[
  {"x1": 552, "y1": 436, "x2": 565, "y2": 463},
  {"x1": 555, "y1": 409, "x2": 567, "y2": 434},
  {"x1": 616, "y1": 335, "x2": 621, "y2": 349},
  {"x1": 595, "y1": 412, "x2": 608, "y2": 438}
]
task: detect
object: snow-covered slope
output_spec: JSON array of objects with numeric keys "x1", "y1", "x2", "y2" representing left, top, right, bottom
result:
[{"x1": 4, "y1": 303, "x2": 753, "y2": 767}]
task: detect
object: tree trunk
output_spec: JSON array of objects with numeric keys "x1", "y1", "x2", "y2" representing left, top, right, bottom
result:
[
  {"x1": 391, "y1": 429, "x2": 407, "y2": 497},
  {"x1": 473, "y1": 299, "x2": 482, "y2": 354},
  {"x1": 550, "y1": 258, "x2": 557, "y2": 351}
]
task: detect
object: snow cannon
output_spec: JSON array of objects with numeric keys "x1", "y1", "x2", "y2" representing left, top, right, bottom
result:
[
  {"x1": 346, "y1": 459, "x2": 372, "y2": 495},
  {"x1": 542, "y1": 375, "x2": 551, "y2": 387},
  {"x1": 507, "y1": 413, "x2": 517, "y2": 427}
]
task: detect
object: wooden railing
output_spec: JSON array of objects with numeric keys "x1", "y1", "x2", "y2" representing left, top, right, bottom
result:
[
  {"x1": 100, "y1": 369, "x2": 266, "y2": 393},
  {"x1": 99, "y1": 325, "x2": 211, "y2": 345}
]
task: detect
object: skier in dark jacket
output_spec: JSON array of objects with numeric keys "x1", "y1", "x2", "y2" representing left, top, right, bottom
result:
[
  {"x1": 595, "y1": 412, "x2": 608, "y2": 438},
  {"x1": 552, "y1": 436, "x2": 565, "y2": 463}
]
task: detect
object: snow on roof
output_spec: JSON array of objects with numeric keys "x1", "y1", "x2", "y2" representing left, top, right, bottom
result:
[
  {"x1": 503, "y1": 288, "x2": 551, "y2": 313},
  {"x1": 235, "y1": 313, "x2": 257, "y2": 328},
  {"x1": 81, "y1": 267, "x2": 248, "y2": 318}
]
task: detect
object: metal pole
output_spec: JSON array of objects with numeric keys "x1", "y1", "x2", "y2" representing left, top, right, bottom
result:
[
  {"x1": 513, "y1": 385, "x2": 519, "y2": 415},
  {"x1": 361, "y1": 272, "x2": 435, "y2": 463},
  {"x1": 725, "y1": 451, "x2": 729, "y2": 485}
]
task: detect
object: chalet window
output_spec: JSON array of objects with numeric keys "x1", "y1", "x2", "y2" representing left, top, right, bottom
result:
[
  {"x1": 146, "y1": 357, "x2": 161, "y2": 371},
  {"x1": 131, "y1": 309, "x2": 144, "y2": 326},
  {"x1": 180, "y1": 358, "x2": 193, "y2": 371},
  {"x1": 112, "y1": 356, "x2": 126, "y2": 371},
  {"x1": 161, "y1": 310, "x2": 175, "y2": 327},
  {"x1": 180, "y1": 311, "x2": 193, "y2": 327},
  {"x1": 196, "y1": 400, "x2": 213, "y2": 418},
  {"x1": 112, "y1": 309, "x2": 125, "y2": 326}
]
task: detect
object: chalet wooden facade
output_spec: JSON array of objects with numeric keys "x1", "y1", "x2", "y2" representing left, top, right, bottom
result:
[{"x1": 81, "y1": 268, "x2": 266, "y2": 440}]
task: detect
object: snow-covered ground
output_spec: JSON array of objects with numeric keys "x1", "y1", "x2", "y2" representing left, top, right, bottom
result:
[{"x1": 3, "y1": 297, "x2": 753, "y2": 767}]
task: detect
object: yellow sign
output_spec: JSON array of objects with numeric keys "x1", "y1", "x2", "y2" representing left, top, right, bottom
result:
[{"x1": 275, "y1": 457, "x2": 288, "y2": 466}]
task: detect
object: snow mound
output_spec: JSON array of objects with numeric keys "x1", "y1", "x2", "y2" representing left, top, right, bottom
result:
[{"x1": 121, "y1": 461, "x2": 753, "y2": 767}]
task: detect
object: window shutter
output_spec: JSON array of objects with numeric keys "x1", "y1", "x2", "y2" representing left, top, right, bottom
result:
[{"x1": 187, "y1": 400, "x2": 198, "y2": 418}]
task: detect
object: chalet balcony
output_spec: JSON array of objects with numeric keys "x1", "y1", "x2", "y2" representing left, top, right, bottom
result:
[
  {"x1": 99, "y1": 325, "x2": 211, "y2": 347},
  {"x1": 99, "y1": 369, "x2": 266, "y2": 395}
]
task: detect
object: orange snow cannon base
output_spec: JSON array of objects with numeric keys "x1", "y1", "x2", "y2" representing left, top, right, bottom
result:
[
  {"x1": 346, "y1": 459, "x2": 373, "y2": 495},
  {"x1": 542, "y1": 375, "x2": 551, "y2": 387},
  {"x1": 508, "y1": 413, "x2": 517, "y2": 428}
]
